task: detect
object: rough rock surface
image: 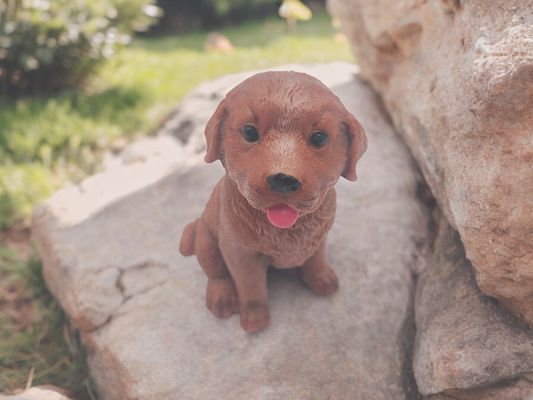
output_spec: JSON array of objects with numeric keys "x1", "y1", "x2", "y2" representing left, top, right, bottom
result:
[
  {"x1": 414, "y1": 216, "x2": 533, "y2": 399},
  {"x1": 32, "y1": 63, "x2": 431, "y2": 399},
  {"x1": 327, "y1": 0, "x2": 533, "y2": 323}
]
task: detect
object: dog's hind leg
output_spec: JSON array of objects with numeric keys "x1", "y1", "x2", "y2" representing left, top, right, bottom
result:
[
  {"x1": 299, "y1": 237, "x2": 339, "y2": 296},
  {"x1": 193, "y1": 218, "x2": 239, "y2": 318}
]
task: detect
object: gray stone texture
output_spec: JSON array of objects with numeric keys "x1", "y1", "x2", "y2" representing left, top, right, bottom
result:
[
  {"x1": 327, "y1": 0, "x2": 533, "y2": 323},
  {"x1": 32, "y1": 64, "x2": 431, "y2": 399},
  {"x1": 414, "y1": 216, "x2": 533, "y2": 399}
]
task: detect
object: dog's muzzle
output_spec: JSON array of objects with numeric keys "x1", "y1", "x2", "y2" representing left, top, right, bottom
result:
[{"x1": 266, "y1": 173, "x2": 302, "y2": 195}]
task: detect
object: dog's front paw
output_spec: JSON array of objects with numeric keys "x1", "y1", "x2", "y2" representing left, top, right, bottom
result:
[
  {"x1": 240, "y1": 301, "x2": 271, "y2": 332},
  {"x1": 300, "y1": 264, "x2": 339, "y2": 296},
  {"x1": 206, "y1": 278, "x2": 240, "y2": 318}
]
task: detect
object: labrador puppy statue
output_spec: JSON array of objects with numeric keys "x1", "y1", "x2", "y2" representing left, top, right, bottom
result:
[{"x1": 180, "y1": 71, "x2": 367, "y2": 332}]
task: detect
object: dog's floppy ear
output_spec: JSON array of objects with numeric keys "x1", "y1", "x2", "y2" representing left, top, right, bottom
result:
[
  {"x1": 342, "y1": 113, "x2": 368, "y2": 181},
  {"x1": 204, "y1": 100, "x2": 228, "y2": 163}
]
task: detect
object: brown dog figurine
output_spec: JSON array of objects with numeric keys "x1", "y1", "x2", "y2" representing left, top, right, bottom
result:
[{"x1": 179, "y1": 71, "x2": 367, "y2": 332}]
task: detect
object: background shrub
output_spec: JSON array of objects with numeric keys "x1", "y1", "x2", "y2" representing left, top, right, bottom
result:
[{"x1": 0, "y1": 0, "x2": 162, "y2": 98}]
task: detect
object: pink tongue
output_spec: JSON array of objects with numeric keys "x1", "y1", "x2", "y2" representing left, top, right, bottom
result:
[{"x1": 267, "y1": 203, "x2": 299, "y2": 228}]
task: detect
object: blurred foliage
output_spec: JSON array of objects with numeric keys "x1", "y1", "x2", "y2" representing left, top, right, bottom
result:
[
  {"x1": 103, "y1": 11, "x2": 349, "y2": 103},
  {"x1": 151, "y1": 0, "x2": 324, "y2": 34},
  {"x1": 0, "y1": 11, "x2": 352, "y2": 230},
  {"x1": 0, "y1": 0, "x2": 162, "y2": 97},
  {"x1": 205, "y1": 0, "x2": 278, "y2": 16},
  {"x1": 0, "y1": 246, "x2": 97, "y2": 398},
  {"x1": 0, "y1": 165, "x2": 54, "y2": 229},
  {"x1": 0, "y1": 87, "x2": 139, "y2": 229}
]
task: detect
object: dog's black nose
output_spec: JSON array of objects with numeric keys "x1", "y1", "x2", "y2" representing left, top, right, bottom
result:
[{"x1": 266, "y1": 173, "x2": 302, "y2": 195}]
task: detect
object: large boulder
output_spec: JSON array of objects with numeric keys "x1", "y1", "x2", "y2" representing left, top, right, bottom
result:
[
  {"x1": 414, "y1": 216, "x2": 533, "y2": 399},
  {"x1": 327, "y1": 0, "x2": 533, "y2": 323},
  {"x1": 32, "y1": 63, "x2": 432, "y2": 399}
]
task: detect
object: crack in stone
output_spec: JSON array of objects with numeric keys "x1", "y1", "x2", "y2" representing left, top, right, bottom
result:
[
  {"x1": 116, "y1": 261, "x2": 175, "y2": 301},
  {"x1": 398, "y1": 273, "x2": 423, "y2": 400},
  {"x1": 84, "y1": 261, "x2": 173, "y2": 333},
  {"x1": 399, "y1": 161, "x2": 440, "y2": 399}
]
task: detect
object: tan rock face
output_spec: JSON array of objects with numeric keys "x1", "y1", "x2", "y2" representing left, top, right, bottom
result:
[
  {"x1": 414, "y1": 218, "x2": 533, "y2": 399},
  {"x1": 327, "y1": 0, "x2": 533, "y2": 323}
]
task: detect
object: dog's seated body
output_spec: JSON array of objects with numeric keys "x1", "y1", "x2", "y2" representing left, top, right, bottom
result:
[{"x1": 180, "y1": 71, "x2": 367, "y2": 332}]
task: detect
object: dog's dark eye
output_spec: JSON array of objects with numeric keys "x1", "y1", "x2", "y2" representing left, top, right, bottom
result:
[
  {"x1": 242, "y1": 126, "x2": 259, "y2": 143},
  {"x1": 310, "y1": 132, "x2": 329, "y2": 147}
]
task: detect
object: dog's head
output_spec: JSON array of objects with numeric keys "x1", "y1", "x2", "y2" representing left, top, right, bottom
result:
[{"x1": 204, "y1": 71, "x2": 367, "y2": 228}]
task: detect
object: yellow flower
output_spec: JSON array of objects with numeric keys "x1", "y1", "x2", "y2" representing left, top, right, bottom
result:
[{"x1": 278, "y1": 0, "x2": 312, "y2": 21}]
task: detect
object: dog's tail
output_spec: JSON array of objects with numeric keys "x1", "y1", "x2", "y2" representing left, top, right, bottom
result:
[{"x1": 179, "y1": 220, "x2": 198, "y2": 256}]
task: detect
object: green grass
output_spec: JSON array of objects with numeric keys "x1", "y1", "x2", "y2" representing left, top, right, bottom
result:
[
  {"x1": 0, "y1": 10, "x2": 353, "y2": 229},
  {"x1": 0, "y1": 247, "x2": 97, "y2": 398}
]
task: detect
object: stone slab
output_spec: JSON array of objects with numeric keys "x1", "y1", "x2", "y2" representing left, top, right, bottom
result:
[{"x1": 32, "y1": 64, "x2": 431, "y2": 399}]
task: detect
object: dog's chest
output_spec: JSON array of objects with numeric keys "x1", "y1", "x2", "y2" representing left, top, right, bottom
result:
[
  {"x1": 259, "y1": 217, "x2": 330, "y2": 268},
  {"x1": 221, "y1": 188, "x2": 336, "y2": 269}
]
